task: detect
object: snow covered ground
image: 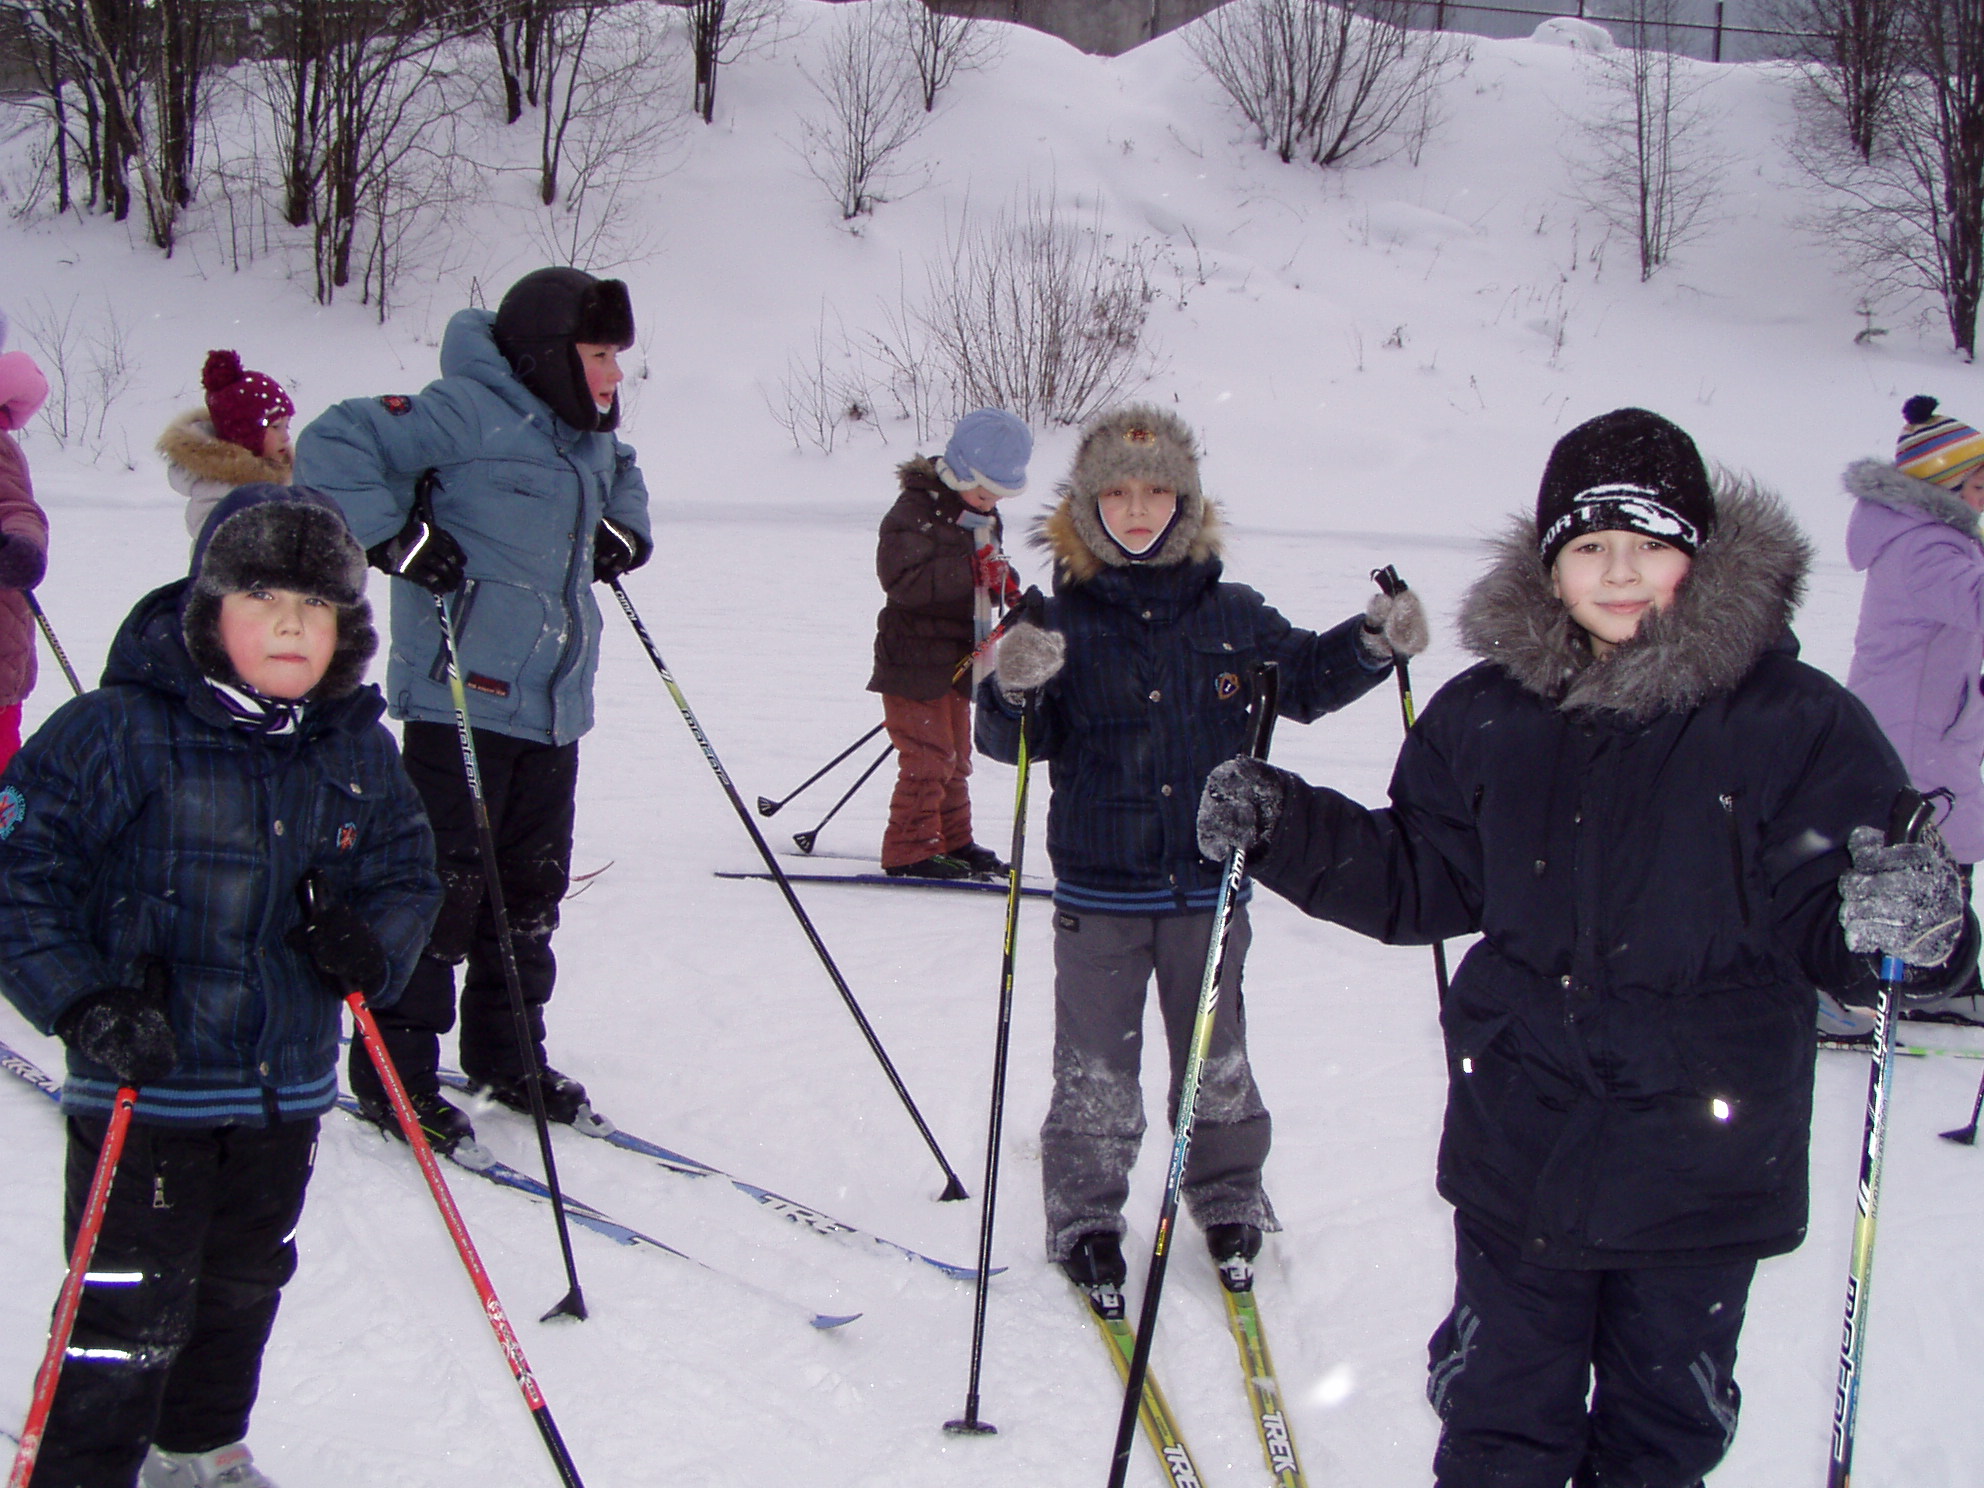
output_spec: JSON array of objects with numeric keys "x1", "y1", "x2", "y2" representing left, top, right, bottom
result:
[{"x1": 3, "y1": 6, "x2": 1982, "y2": 1484}]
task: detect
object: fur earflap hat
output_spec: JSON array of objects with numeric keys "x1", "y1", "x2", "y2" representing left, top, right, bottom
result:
[
  {"x1": 1536, "y1": 407, "x2": 1716, "y2": 566},
  {"x1": 1897, "y1": 395, "x2": 1984, "y2": 491},
  {"x1": 202, "y1": 350, "x2": 294, "y2": 455},
  {"x1": 494, "y1": 267, "x2": 635, "y2": 434},
  {"x1": 181, "y1": 484, "x2": 376, "y2": 700},
  {"x1": 1060, "y1": 404, "x2": 1209, "y2": 567}
]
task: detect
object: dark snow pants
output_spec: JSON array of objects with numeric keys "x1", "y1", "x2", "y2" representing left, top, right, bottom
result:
[
  {"x1": 348, "y1": 721, "x2": 577, "y2": 1104},
  {"x1": 31, "y1": 1117, "x2": 318, "y2": 1488},
  {"x1": 1040, "y1": 905, "x2": 1275, "y2": 1261},
  {"x1": 1427, "y1": 1212, "x2": 1754, "y2": 1488}
]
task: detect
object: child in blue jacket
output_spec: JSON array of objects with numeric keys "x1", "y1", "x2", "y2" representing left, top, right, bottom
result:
[
  {"x1": 0, "y1": 485, "x2": 440, "y2": 1488},
  {"x1": 296, "y1": 267, "x2": 651, "y2": 1150}
]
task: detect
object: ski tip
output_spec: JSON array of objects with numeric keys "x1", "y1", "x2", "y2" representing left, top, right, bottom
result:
[{"x1": 813, "y1": 1311, "x2": 863, "y2": 1330}]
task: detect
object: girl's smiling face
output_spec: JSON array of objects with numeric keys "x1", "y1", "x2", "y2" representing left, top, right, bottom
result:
[{"x1": 1550, "y1": 530, "x2": 1694, "y2": 657}]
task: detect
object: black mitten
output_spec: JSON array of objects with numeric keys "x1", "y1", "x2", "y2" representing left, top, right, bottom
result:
[
  {"x1": 593, "y1": 517, "x2": 651, "y2": 584},
  {"x1": 55, "y1": 984, "x2": 178, "y2": 1087},
  {"x1": 287, "y1": 896, "x2": 389, "y2": 998},
  {"x1": 367, "y1": 507, "x2": 465, "y2": 594},
  {"x1": 1197, "y1": 756, "x2": 1299, "y2": 861}
]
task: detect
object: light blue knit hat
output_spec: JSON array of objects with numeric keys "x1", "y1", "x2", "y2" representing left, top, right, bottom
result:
[{"x1": 938, "y1": 408, "x2": 1032, "y2": 497}]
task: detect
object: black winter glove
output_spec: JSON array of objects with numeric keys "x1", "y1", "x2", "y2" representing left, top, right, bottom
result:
[
  {"x1": 1839, "y1": 824, "x2": 1966, "y2": 971},
  {"x1": 593, "y1": 517, "x2": 651, "y2": 584},
  {"x1": 367, "y1": 507, "x2": 466, "y2": 595},
  {"x1": 55, "y1": 983, "x2": 178, "y2": 1087},
  {"x1": 1196, "y1": 756, "x2": 1299, "y2": 861},
  {"x1": 287, "y1": 894, "x2": 389, "y2": 998}
]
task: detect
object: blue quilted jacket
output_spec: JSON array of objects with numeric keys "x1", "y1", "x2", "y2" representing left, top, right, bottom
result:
[
  {"x1": 295, "y1": 309, "x2": 651, "y2": 745},
  {"x1": 0, "y1": 582, "x2": 441, "y2": 1126}
]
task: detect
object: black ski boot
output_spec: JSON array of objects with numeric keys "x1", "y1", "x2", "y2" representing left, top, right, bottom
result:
[
  {"x1": 884, "y1": 854, "x2": 974, "y2": 879},
  {"x1": 1060, "y1": 1231, "x2": 1128, "y2": 1289},
  {"x1": 470, "y1": 1066, "x2": 592, "y2": 1125},
  {"x1": 950, "y1": 842, "x2": 1010, "y2": 877},
  {"x1": 1207, "y1": 1222, "x2": 1262, "y2": 1292},
  {"x1": 356, "y1": 1086, "x2": 477, "y2": 1157}
]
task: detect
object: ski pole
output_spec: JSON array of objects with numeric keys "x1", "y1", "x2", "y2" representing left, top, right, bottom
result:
[
  {"x1": 1941, "y1": 1063, "x2": 1984, "y2": 1145},
  {"x1": 1827, "y1": 786, "x2": 1934, "y2": 1488},
  {"x1": 755, "y1": 723, "x2": 886, "y2": 816},
  {"x1": 607, "y1": 578, "x2": 970, "y2": 1201},
  {"x1": 950, "y1": 586, "x2": 1046, "y2": 686},
  {"x1": 1108, "y1": 662, "x2": 1281, "y2": 1488},
  {"x1": 27, "y1": 594, "x2": 83, "y2": 697},
  {"x1": 344, "y1": 984, "x2": 587, "y2": 1488},
  {"x1": 792, "y1": 742, "x2": 894, "y2": 854},
  {"x1": 944, "y1": 694, "x2": 1035, "y2": 1438},
  {"x1": 431, "y1": 592, "x2": 588, "y2": 1322},
  {"x1": 8, "y1": 1085, "x2": 138, "y2": 1488},
  {"x1": 1372, "y1": 566, "x2": 1450, "y2": 1002}
]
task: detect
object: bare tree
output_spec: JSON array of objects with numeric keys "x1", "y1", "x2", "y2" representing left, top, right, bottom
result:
[
  {"x1": 891, "y1": 0, "x2": 1001, "y2": 112},
  {"x1": 1188, "y1": 0, "x2": 1467, "y2": 170},
  {"x1": 1797, "y1": 0, "x2": 1984, "y2": 357},
  {"x1": 674, "y1": 0, "x2": 786, "y2": 125},
  {"x1": 796, "y1": 3, "x2": 928, "y2": 220},
  {"x1": 527, "y1": 0, "x2": 684, "y2": 268},
  {"x1": 485, "y1": 0, "x2": 553, "y2": 124},
  {"x1": 1764, "y1": 0, "x2": 1908, "y2": 159},
  {"x1": 1569, "y1": 0, "x2": 1726, "y2": 281}
]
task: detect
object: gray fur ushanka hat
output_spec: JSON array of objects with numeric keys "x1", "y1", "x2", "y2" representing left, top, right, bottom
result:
[
  {"x1": 1057, "y1": 403, "x2": 1213, "y2": 569},
  {"x1": 181, "y1": 482, "x2": 376, "y2": 700}
]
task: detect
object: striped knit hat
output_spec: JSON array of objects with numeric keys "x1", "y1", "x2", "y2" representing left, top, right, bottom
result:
[{"x1": 1897, "y1": 396, "x2": 1984, "y2": 489}]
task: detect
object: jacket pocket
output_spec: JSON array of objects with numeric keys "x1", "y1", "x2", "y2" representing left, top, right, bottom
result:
[{"x1": 1718, "y1": 791, "x2": 1752, "y2": 928}]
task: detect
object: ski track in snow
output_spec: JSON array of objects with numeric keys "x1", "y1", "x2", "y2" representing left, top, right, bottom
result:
[{"x1": 4, "y1": 5, "x2": 1984, "y2": 1483}]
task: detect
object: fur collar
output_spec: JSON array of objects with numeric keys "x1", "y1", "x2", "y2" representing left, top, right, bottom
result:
[
  {"x1": 158, "y1": 408, "x2": 292, "y2": 485},
  {"x1": 1844, "y1": 457, "x2": 1982, "y2": 541},
  {"x1": 1457, "y1": 475, "x2": 1810, "y2": 721},
  {"x1": 1031, "y1": 489, "x2": 1224, "y2": 584}
]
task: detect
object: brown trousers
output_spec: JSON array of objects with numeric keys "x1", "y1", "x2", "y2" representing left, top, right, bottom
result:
[{"x1": 881, "y1": 691, "x2": 973, "y2": 868}]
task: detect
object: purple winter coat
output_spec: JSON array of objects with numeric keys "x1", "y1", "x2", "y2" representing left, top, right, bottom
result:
[
  {"x1": 1845, "y1": 457, "x2": 1984, "y2": 861},
  {"x1": 0, "y1": 435, "x2": 49, "y2": 709}
]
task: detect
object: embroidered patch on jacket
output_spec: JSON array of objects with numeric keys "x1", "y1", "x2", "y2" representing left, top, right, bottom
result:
[
  {"x1": 337, "y1": 822, "x2": 358, "y2": 852},
  {"x1": 0, "y1": 786, "x2": 24, "y2": 839},
  {"x1": 465, "y1": 673, "x2": 512, "y2": 698},
  {"x1": 379, "y1": 395, "x2": 414, "y2": 416},
  {"x1": 1215, "y1": 671, "x2": 1241, "y2": 700}
]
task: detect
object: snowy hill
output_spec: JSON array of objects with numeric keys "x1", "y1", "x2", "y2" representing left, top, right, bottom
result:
[{"x1": 2, "y1": 6, "x2": 1981, "y2": 1485}]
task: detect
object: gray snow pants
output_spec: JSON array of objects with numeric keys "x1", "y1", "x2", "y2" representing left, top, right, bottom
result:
[{"x1": 1040, "y1": 904, "x2": 1277, "y2": 1261}]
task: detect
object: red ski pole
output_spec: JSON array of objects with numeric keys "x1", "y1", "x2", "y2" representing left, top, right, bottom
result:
[
  {"x1": 9, "y1": 1084, "x2": 139, "y2": 1488},
  {"x1": 346, "y1": 992, "x2": 586, "y2": 1488}
]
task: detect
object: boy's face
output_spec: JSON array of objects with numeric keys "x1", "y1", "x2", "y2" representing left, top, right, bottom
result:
[
  {"x1": 575, "y1": 341, "x2": 624, "y2": 412},
  {"x1": 1551, "y1": 530, "x2": 1693, "y2": 658},
  {"x1": 1097, "y1": 479, "x2": 1178, "y2": 555},
  {"x1": 262, "y1": 416, "x2": 292, "y2": 466},
  {"x1": 958, "y1": 485, "x2": 1002, "y2": 513},
  {"x1": 218, "y1": 588, "x2": 337, "y2": 699}
]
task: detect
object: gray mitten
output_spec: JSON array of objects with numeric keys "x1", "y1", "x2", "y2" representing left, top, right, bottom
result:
[
  {"x1": 1359, "y1": 588, "x2": 1430, "y2": 661},
  {"x1": 1839, "y1": 823, "x2": 1965, "y2": 968},
  {"x1": 1197, "y1": 756, "x2": 1298, "y2": 860},
  {"x1": 994, "y1": 622, "x2": 1066, "y2": 704}
]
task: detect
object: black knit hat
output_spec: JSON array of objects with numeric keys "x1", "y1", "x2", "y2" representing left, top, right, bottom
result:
[
  {"x1": 181, "y1": 483, "x2": 376, "y2": 699},
  {"x1": 493, "y1": 267, "x2": 634, "y2": 434},
  {"x1": 1536, "y1": 408, "x2": 1716, "y2": 566}
]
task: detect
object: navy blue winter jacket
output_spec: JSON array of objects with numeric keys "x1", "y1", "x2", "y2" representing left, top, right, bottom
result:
[
  {"x1": 977, "y1": 505, "x2": 1390, "y2": 912},
  {"x1": 0, "y1": 583, "x2": 441, "y2": 1126},
  {"x1": 295, "y1": 309, "x2": 651, "y2": 746}
]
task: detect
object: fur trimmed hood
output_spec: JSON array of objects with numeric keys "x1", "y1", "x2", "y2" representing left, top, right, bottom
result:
[
  {"x1": 1032, "y1": 489, "x2": 1224, "y2": 584},
  {"x1": 1457, "y1": 475, "x2": 1810, "y2": 721},
  {"x1": 1844, "y1": 456, "x2": 1983, "y2": 544},
  {"x1": 158, "y1": 407, "x2": 293, "y2": 486}
]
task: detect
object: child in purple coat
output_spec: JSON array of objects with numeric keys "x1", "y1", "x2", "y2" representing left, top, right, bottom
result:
[
  {"x1": 1845, "y1": 394, "x2": 1984, "y2": 1024},
  {"x1": 0, "y1": 304, "x2": 53, "y2": 773}
]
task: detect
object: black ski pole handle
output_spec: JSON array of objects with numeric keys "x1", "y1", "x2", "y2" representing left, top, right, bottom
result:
[
  {"x1": 1247, "y1": 661, "x2": 1280, "y2": 761},
  {"x1": 1372, "y1": 564, "x2": 1407, "y2": 598}
]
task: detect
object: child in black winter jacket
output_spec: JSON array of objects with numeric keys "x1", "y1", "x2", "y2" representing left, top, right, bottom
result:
[
  {"x1": 1196, "y1": 408, "x2": 1973, "y2": 1488},
  {"x1": 0, "y1": 485, "x2": 440, "y2": 1488}
]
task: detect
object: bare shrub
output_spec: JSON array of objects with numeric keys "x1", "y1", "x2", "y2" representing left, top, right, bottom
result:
[
  {"x1": 769, "y1": 308, "x2": 880, "y2": 454},
  {"x1": 1188, "y1": 0, "x2": 1468, "y2": 170},
  {"x1": 18, "y1": 294, "x2": 140, "y2": 461},
  {"x1": 796, "y1": 4, "x2": 929, "y2": 220},
  {"x1": 1568, "y1": 0, "x2": 1727, "y2": 281},
  {"x1": 891, "y1": 0, "x2": 1002, "y2": 112}
]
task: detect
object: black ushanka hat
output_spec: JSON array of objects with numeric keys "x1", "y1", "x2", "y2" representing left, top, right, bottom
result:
[
  {"x1": 1536, "y1": 408, "x2": 1716, "y2": 566},
  {"x1": 180, "y1": 483, "x2": 376, "y2": 700},
  {"x1": 492, "y1": 267, "x2": 635, "y2": 434}
]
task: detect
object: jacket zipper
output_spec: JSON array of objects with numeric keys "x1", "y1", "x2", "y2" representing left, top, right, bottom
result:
[{"x1": 1719, "y1": 793, "x2": 1751, "y2": 926}]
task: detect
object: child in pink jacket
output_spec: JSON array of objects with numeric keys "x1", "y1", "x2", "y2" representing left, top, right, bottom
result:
[{"x1": 0, "y1": 305, "x2": 53, "y2": 771}]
